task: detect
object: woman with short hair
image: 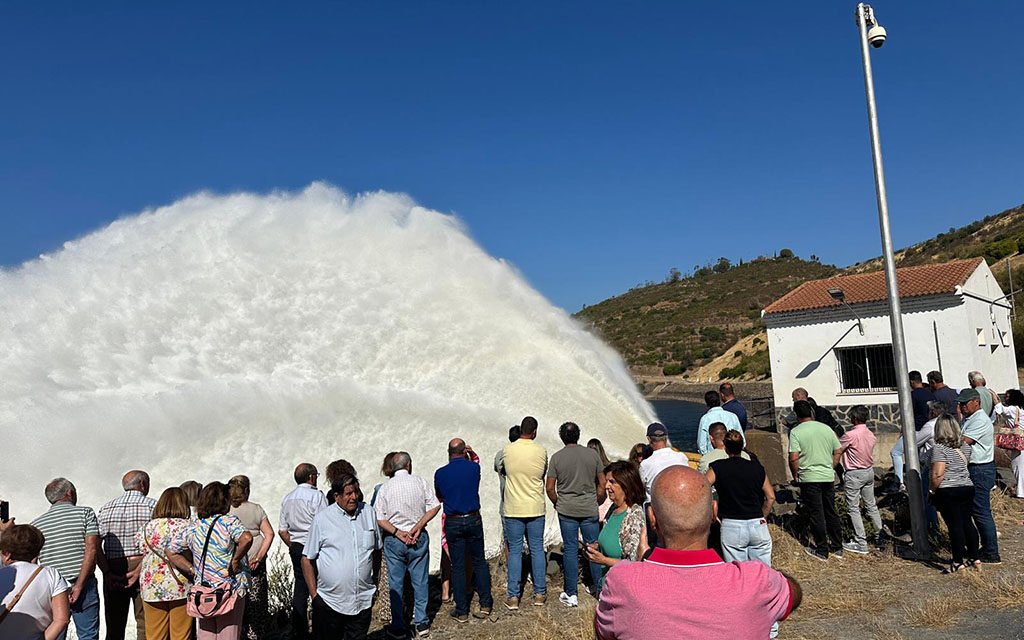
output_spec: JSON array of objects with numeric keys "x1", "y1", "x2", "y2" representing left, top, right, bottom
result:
[
  {"x1": 0, "y1": 523, "x2": 70, "y2": 640},
  {"x1": 167, "y1": 482, "x2": 253, "y2": 640},
  {"x1": 227, "y1": 475, "x2": 274, "y2": 640},
  {"x1": 627, "y1": 444, "x2": 651, "y2": 469},
  {"x1": 179, "y1": 481, "x2": 203, "y2": 519},
  {"x1": 929, "y1": 415, "x2": 980, "y2": 573},
  {"x1": 137, "y1": 487, "x2": 192, "y2": 640},
  {"x1": 583, "y1": 461, "x2": 648, "y2": 591}
]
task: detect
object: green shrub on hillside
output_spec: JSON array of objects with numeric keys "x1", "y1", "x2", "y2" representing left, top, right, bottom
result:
[{"x1": 663, "y1": 363, "x2": 684, "y2": 376}]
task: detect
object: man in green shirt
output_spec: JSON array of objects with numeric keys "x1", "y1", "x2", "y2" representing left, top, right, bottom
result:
[{"x1": 788, "y1": 400, "x2": 843, "y2": 562}]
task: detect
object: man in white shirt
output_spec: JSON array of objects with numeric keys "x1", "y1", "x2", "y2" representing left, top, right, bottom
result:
[
  {"x1": 279, "y1": 463, "x2": 328, "y2": 640},
  {"x1": 697, "y1": 390, "x2": 744, "y2": 455},
  {"x1": 374, "y1": 452, "x2": 441, "y2": 638},
  {"x1": 639, "y1": 423, "x2": 689, "y2": 503},
  {"x1": 302, "y1": 474, "x2": 381, "y2": 640}
]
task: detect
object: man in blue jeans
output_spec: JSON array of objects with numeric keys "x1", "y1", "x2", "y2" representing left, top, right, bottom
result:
[
  {"x1": 958, "y1": 388, "x2": 1001, "y2": 563},
  {"x1": 31, "y1": 478, "x2": 102, "y2": 640},
  {"x1": 375, "y1": 452, "x2": 441, "y2": 637},
  {"x1": 546, "y1": 422, "x2": 605, "y2": 607},
  {"x1": 499, "y1": 415, "x2": 549, "y2": 609},
  {"x1": 435, "y1": 438, "x2": 494, "y2": 622}
]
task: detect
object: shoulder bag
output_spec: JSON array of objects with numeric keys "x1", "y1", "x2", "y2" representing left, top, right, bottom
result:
[
  {"x1": 186, "y1": 516, "x2": 239, "y2": 619},
  {"x1": 142, "y1": 522, "x2": 186, "y2": 586},
  {"x1": 0, "y1": 565, "x2": 45, "y2": 626},
  {"x1": 995, "y1": 406, "x2": 1024, "y2": 452}
]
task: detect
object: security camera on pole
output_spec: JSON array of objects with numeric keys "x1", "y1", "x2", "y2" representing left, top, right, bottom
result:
[{"x1": 854, "y1": 3, "x2": 929, "y2": 559}]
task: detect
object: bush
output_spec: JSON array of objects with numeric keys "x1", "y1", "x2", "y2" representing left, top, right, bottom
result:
[
  {"x1": 779, "y1": 248, "x2": 794, "y2": 258},
  {"x1": 663, "y1": 363, "x2": 684, "y2": 376},
  {"x1": 985, "y1": 238, "x2": 1017, "y2": 262}
]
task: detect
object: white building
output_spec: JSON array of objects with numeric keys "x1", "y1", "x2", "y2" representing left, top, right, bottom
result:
[{"x1": 763, "y1": 257, "x2": 1017, "y2": 428}]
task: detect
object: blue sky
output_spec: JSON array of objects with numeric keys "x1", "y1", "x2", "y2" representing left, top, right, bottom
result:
[{"x1": 1, "y1": 2, "x2": 1021, "y2": 312}]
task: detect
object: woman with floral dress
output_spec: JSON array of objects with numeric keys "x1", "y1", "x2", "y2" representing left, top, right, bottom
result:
[
  {"x1": 583, "y1": 461, "x2": 648, "y2": 593},
  {"x1": 137, "y1": 487, "x2": 193, "y2": 640}
]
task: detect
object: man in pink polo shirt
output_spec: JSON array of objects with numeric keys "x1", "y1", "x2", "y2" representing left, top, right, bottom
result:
[
  {"x1": 595, "y1": 466, "x2": 801, "y2": 640},
  {"x1": 839, "y1": 405, "x2": 882, "y2": 555}
]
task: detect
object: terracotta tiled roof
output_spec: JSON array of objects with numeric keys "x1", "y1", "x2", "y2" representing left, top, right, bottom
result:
[{"x1": 763, "y1": 257, "x2": 984, "y2": 315}]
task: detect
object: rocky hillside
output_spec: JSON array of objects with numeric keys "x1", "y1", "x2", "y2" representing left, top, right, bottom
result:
[
  {"x1": 575, "y1": 255, "x2": 836, "y2": 377},
  {"x1": 849, "y1": 203, "x2": 1024, "y2": 273}
]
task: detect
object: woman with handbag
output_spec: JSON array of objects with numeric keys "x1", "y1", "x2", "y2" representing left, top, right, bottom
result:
[
  {"x1": 136, "y1": 487, "x2": 193, "y2": 640},
  {"x1": 999, "y1": 389, "x2": 1024, "y2": 498},
  {"x1": 0, "y1": 524, "x2": 70, "y2": 640},
  {"x1": 928, "y1": 415, "x2": 980, "y2": 574},
  {"x1": 168, "y1": 482, "x2": 253, "y2": 640}
]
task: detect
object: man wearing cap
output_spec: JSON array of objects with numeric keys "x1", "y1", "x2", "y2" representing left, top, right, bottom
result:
[
  {"x1": 697, "y1": 390, "x2": 744, "y2": 455},
  {"x1": 958, "y1": 387, "x2": 1001, "y2": 564},
  {"x1": 639, "y1": 423, "x2": 688, "y2": 503}
]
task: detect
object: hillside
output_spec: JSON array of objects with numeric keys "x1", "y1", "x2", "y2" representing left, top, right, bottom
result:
[
  {"x1": 849, "y1": 203, "x2": 1024, "y2": 273},
  {"x1": 575, "y1": 256, "x2": 837, "y2": 376},
  {"x1": 578, "y1": 201, "x2": 1024, "y2": 381}
]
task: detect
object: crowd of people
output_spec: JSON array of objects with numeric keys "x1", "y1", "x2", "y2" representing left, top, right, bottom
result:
[{"x1": 0, "y1": 372, "x2": 1017, "y2": 639}]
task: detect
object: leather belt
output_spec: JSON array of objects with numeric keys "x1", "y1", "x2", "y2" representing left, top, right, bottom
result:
[{"x1": 446, "y1": 510, "x2": 480, "y2": 518}]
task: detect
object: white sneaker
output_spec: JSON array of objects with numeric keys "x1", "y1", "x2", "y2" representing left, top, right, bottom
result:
[{"x1": 558, "y1": 592, "x2": 578, "y2": 608}]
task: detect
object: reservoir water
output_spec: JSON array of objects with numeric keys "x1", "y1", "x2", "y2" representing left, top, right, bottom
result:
[{"x1": 650, "y1": 398, "x2": 706, "y2": 452}]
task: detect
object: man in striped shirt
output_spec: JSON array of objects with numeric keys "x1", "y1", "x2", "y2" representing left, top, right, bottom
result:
[
  {"x1": 97, "y1": 470, "x2": 156, "y2": 640},
  {"x1": 31, "y1": 477, "x2": 101, "y2": 640}
]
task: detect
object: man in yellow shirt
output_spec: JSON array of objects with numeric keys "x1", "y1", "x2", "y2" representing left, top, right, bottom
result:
[{"x1": 499, "y1": 416, "x2": 548, "y2": 610}]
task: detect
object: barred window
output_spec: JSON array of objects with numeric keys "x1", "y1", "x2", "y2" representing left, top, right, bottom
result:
[{"x1": 836, "y1": 345, "x2": 896, "y2": 393}]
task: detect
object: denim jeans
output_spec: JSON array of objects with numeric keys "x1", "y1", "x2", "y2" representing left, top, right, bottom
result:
[
  {"x1": 290, "y1": 541, "x2": 312, "y2": 639},
  {"x1": 445, "y1": 514, "x2": 493, "y2": 616},
  {"x1": 720, "y1": 518, "x2": 778, "y2": 638},
  {"x1": 383, "y1": 532, "x2": 430, "y2": 631},
  {"x1": 891, "y1": 437, "x2": 905, "y2": 484},
  {"x1": 968, "y1": 462, "x2": 1000, "y2": 559},
  {"x1": 504, "y1": 515, "x2": 546, "y2": 598},
  {"x1": 57, "y1": 574, "x2": 100, "y2": 640},
  {"x1": 556, "y1": 514, "x2": 601, "y2": 597},
  {"x1": 843, "y1": 467, "x2": 882, "y2": 546},
  {"x1": 720, "y1": 518, "x2": 773, "y2": 564}
]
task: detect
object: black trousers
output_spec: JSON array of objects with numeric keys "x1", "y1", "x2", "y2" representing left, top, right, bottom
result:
[
  {"x1": 801, "y1": 482, "x2": 843, "y2": 554},
  {"x1": 312, "y1": 597, "x2": 371, "y2": 640},
  {"x1": 932, "y1": 485, "x2": 979, "y2": 565},
  {"x1": 290, "y1": 541, "x2": 312, "y2": 639}
]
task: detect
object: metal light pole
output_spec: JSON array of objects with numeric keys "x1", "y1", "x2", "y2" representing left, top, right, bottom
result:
[{"x1": 855, "y1": 3, "x2": 929, "y2": 558}]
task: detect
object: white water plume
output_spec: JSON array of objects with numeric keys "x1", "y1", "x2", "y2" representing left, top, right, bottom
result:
[{"x1": 0, "y1": 183, "x2": 654, "y2": 558}]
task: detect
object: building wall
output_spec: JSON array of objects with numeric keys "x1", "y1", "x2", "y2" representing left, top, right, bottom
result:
[{"x1": 764, "y1": 263, "x2": 1017, "y2": 419}]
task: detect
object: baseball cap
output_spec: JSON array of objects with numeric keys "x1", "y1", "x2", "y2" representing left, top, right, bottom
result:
[
  {"x1": 956, "y1": 388, "x2": 980, "y2": 404},
  {"x1": 646, "y1": 422, "x2": 668, "y2": 437}
]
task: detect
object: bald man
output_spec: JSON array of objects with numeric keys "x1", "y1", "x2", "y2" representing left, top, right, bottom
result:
[
  {"x1": 435, "y1": 438, "x2": 493, "y2": 621},
  {"x1": 97, "y1": 470, "x2": 156, "y2": 640},
  {"x1": 595, "y1": 467, "x2": 801, "y2": 640},
  {"x1": 280, "y1": 462, "x2": 327, "y2": 639}
]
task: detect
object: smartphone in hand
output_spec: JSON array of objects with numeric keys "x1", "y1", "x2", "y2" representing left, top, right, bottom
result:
[{"x1": 0, "y1": 501, "x2": 9, "y2": 523}]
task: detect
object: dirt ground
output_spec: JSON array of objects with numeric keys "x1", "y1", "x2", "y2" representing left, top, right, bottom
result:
[{"x1": 365, "y1": 489, "x2": 1024, "y2": 640}]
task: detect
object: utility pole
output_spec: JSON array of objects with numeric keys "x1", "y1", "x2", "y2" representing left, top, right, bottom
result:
[{"x1": 854, "y1": 3, "x2": 929, "y2": 558}]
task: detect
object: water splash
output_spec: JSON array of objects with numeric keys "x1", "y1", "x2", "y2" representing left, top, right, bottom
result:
[{"x1": 0, "y1": 183, "x2": 654, "y2": 556}]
